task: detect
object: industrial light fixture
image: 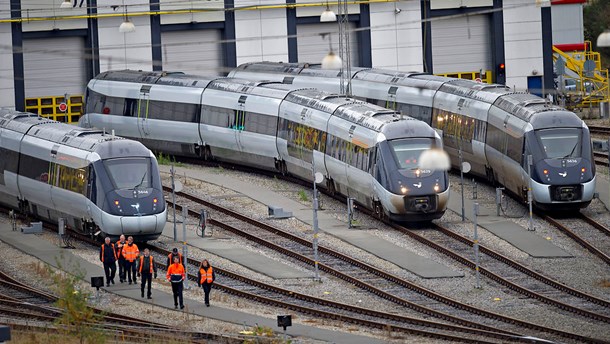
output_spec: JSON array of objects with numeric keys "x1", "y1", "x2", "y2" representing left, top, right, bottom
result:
[
  {"x1": 321, "y1": 33, "x2": 342, "y2": 69},
  {"x1": 320, "y1": 2, "x2": 337, "y2": 22},
  {"x1": 119, "y1": 18, "x2": 135, "y2": 33},
  {"x1": 60, "y1": 0, "x2": 72, "y2": 9},
  {"x1": 597, "y1": 29, "x2": 610, "y2": 48},
  {"x1": 119, "y1": 0, "x2": 135, "y2": 33}
]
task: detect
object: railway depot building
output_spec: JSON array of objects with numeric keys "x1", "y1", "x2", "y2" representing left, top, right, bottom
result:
[{"x1": 0, "y1": 0, "x2": 586, "y2": 120}]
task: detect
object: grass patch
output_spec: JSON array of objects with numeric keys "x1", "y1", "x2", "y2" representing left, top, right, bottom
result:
[
  {"x1": 298, "y1": 190, "x2": 309, "y2": 202},
  {"x1": 156, "y1": 152, "x2": 184, "y2": 167}
]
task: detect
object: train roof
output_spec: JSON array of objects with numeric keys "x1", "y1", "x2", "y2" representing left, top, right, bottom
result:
[{"x1": 0, "y1": 111, "x2": 150, "y2": 159}]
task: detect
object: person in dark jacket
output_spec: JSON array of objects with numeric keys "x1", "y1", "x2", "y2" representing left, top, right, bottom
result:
[
  {"x1": 167, "y1": 248, "x2": 184, "y2": 268},
  {"x1": 167, "y1": 255, "x2": 185, "y2": 309},
  {"x1": 99, "y1": 237, "x2": 117, "y2": 286},
  {"x1": 136, "y1": 248, "x2": 157, "y2": 299},
  {"x1": 115, "y1": 235, "x2": 127, "y2": 283},
  {"x1": 197, "y1": 259, "x2": 215, "y2": 307}
]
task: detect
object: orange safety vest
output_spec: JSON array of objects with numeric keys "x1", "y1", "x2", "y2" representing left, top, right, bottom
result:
[
  {"x1": 166, "y1": 263, "x2": 185, "y2": 281},
  {"x1": 122, "y1": 243, "x2": 139, "y2": 262},
  {"x1": 115, "y1": 240, "x2": 126, "y2": 259},
  {"x1": 101, "y1": 243, "x2": 117, "y2": 262},
  {"x1": 199, "y1": 266, "x2": 213, "y2": 284},
  {"x1": 168, "y1": 252, "x2": 183, "y2": 265},
  {"x1": 139, "y1": 255, "x2": 154, "y2": 273}
]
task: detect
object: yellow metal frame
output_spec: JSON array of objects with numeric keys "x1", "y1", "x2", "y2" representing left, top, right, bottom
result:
[
  {"x1": 435, "y1": 70, "x2": 492, "y2": 84},
  {"x1": 553, "y1": 41, "x2": 609, "y2": 108},
  {"x1": 25, "y1": 95, "x2": 84, "y2": 123}
]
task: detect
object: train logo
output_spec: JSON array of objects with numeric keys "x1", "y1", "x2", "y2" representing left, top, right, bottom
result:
[
  {"x1": 131, "y1": 203, "x2": 141, "y2": 214},
  {"x1": 559, "y1": 172, "x2": 568, "y2": 178},
  {"x1": 413, "y1": 182, "x2": 422, "y2": 188}
]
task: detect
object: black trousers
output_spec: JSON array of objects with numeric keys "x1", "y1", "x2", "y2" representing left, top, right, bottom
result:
[
  {"x1": 103, "y1": 262, "x2": 116, "y2": 284},
  {"x1": 171, "y1": 282, "x2": 184, "y2": 307},
  {"x1": 140, "y1": 272, "x2": 152, "y2": 297},
  {"x1": 125, "y1": 260, "x2": 137, "y2": 283},
  {"x1": 202, "y1": 283, "x2": 212, "y2": 304},
  {"x1": 118, "y1": 258, "x2": 126, "y2": 281}
]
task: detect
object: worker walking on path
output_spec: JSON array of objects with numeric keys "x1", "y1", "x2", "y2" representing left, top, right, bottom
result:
[
  {"x1": 100, "y1": 237, "x2": 117, "y2": 287},
  {"x1": 167, "y1": 248, "x2": 184, "y2": 267},
  {"x1": 115, "y1": 235, "x2": 127, "y2": 283},
  {"x1": 197, "y1": 259, "x2": 215, "y2": 307},
  {"x1": 137, "y1": 248, "x2": 157, "y2": 299},
  {"x1": 167, "y1": 255, "x2": 186, "y2": 309},
  {"x1": 122, "y1": 236, "x2": 140, "y2": 285}
]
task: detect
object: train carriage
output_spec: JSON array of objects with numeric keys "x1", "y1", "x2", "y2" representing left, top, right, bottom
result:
[
  {"x1": 81, "y1": 71, "x2": 450, "y2": 221},
  {"x1": 230, "y1": 62, "x2": 595, "y2": 210},
  {"x1": 0, "y1": 110, "x2": 167, "y2": 241}
]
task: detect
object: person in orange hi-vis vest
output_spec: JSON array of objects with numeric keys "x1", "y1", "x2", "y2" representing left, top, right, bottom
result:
[
  {"x1": 167, "y1": 255, "x2": 186, "y2": 309},
  {"x1": 136, "y1": 248, "x2": 157, "y2": 299},
  {"x1": 121, "y1": 236, "x2": 139, "y2": 285},
  {"x1": 197, "y1": 259, "x2": 215, "y2": 307},
  {"x1": 99, "y1": 237, "x2": 117, "y2": 287},
  {"x1": 115, "y1": 234, "x2": 127, "y2": 283}
]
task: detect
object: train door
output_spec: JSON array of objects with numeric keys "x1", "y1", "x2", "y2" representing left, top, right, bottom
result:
[
  {"x1": 137, "y1": 85, "x2": 151, "y2": 139},
  {"x1": 233, "y1": 96, "x2": 247, "y2": 155},
  {"x1": 385, "y1": 86, "x2": 398, "y2": 110}
]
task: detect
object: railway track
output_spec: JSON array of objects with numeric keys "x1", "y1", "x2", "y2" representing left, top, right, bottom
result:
[
  {"x1": 545, "y1": 214, "x2": 610, "y2": 266},
  {"x1": 166, "y1": 186, "x2": 605, "y2": 344},
  {"x1": 594, "y1": 151, "x2": 608, "y2": 165},
  {"x1": 145, "y1": 245, "x2": 520, "y2": 344},
  {"x1": 589, "y1": 125, "x2": 610, "y2": 136},
  {"x1": 396, "y1": 223, "x2": 610, "y2": 319}
]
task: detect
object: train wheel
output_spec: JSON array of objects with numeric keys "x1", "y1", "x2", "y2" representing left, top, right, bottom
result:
[
  {"x1": 278, "y1": 160, "x2": 288, "y2": 176},
  {"x1": 326, "y1": 179, "x2": 336, "y2": 196},
  {"x1": 374, "y1": 202, "x2": 384, "y2": 220},
  {"x1": 203, "y1": 146, "x2": 213, "y2": 161},
  {"x1": 486, "y1": 167, "x2": 496, "y2": 186}
]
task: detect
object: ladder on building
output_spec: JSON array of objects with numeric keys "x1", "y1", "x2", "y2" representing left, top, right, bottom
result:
[{"x1": 553, "y1": 41, "x2": 609, "y2": 109}]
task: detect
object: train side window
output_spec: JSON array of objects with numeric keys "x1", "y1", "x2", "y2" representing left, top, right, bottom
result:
[{"x1": 506, "y1": 135, "x2": 524, "y2": 163}]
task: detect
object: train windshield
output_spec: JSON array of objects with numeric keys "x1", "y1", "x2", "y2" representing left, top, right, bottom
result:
[
  {"x1": 103, "y1": 158, "x2": 152, "y2": 190},
  {"x1": 535, "y1": 128, "x2": 582, "y2": 159},
  {"x1": 389, "y1": 138, "x2": 434, "y2": 169}
]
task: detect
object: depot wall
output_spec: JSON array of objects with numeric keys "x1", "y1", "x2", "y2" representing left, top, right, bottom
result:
[{"x1": 0, "y1": 0, "x2": 558, "y2": 110}]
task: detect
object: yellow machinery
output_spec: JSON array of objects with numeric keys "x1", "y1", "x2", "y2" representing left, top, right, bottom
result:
[
  {"x1": 25, "y1": 95, "x2": 84, "y2": 123},
  {"x1": 435, "y1": 70, "x2": 492, "y2": 84},
  {"x1": 553, "y1": 41, "x2": 609, "y2": 109}
]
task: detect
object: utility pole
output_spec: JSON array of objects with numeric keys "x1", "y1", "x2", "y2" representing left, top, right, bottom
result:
[
  {"x1": 312, "y1": 160, "x2": 320, "y2": 282},
  {"x1": 171, "y1": 164, "x2": 177, "y2": 241},
  {"x1": 527, "y1": 155, "x2": 534, "y2": 231},
  {"x1": 337, "y1": 0, "x2": 351, "y2": 96}
]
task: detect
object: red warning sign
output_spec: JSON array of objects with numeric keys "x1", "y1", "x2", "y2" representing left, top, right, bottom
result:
[{"x1": 58, "y1": 102, "x2": 68, "y2": 112}]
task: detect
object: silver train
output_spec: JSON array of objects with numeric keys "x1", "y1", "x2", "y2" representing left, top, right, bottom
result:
[
  {"x1": 80, "y1": 70, "x2": 450, "y2": 221},
  {"x1": 230, "y1": 62, "x2": 596, "y2": 210},
  {"x1": 0, "y1": 110, "x2": 166, "y2": 241}
]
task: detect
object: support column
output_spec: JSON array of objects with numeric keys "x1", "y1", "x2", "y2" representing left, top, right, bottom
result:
[
  {"x1": 223, "y1": 0, "x2": 237, "y2": 69},
  {"x1": 150, "y1": 0, "x2": 162, "y2": 71},
  {"x1": 86, "y1": 0, "x2": 100, "y2": 79},
  {"x1": 358, "y1": 4, "x2": 372, "y2": 68},
  {"x1": 491, "y1": 0, "x2": 505, "y2": 84},
  {"x1": 541, "y1": 4, "x2": 554, "y2": 97},
  {"x1": 286, "y1": 0, "x2": 297, "y2": 63},
  {"x1": 420, "y1": 0, "x2": 432, "y2": 73},
  {"x1": 11, "y1": 0, "x2": 24, "y2": 111}
]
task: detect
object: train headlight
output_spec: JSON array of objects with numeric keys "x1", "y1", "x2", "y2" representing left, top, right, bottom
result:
[
  {"x1": 114, "y1": 200, "x2": 120, "y2": 206},
  {"x1": 415, "y1": 169, "x2": 421, "y2": 178},
  {"x1": 400, "y1": 186, "x2": 408, "y2": 194},
  {"x1": 581, "y1": 168, "x2": 586, "y2": 173},
  {"x1": 153, "y1": 198, "x2": 158, "y2": 204},
  {"x1": 543, "y1": 169, "x2": 548, "y2": 175},
  {"x1": 434, "y1": 184, "x2": 440, "y2": 192}
]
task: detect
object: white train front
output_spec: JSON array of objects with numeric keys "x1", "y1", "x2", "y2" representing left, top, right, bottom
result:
[
  {"x1": 0, "y1": 110, "x2": 166, "y2": 241},
  {"x1": 230, "y1": 62, "x2": 596, "y2": 211},
  {"x1": 80, "y1": 70, "x2": 450, "y2": 221}
]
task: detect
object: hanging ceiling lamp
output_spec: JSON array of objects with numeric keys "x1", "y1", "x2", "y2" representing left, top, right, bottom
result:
[
  {"x1": 320, "y1": 2, "x2": 336, "y2": 22},
  {"x1": 322, "y1": 51, "x2": 342, "y2": 69},
  {"x1": 597, "y1": 29, "x2": 610, "y2": 48},
  {"x1": 60, "y1": 0, "x2": 72, "y2": 9},
  {"x1": 119, "y1": 1, "x2": 135, "y2": 33}
]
